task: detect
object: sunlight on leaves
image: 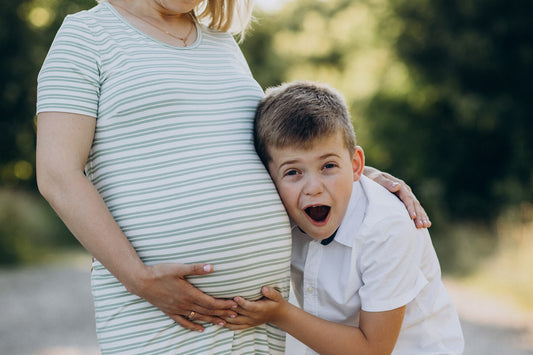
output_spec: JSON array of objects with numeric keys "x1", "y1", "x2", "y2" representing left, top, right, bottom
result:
[
  {"x1": 28, "y1": 7, "x2": 53, "y2": 27},
  {"x1": 14, "y1": 161, "x2": 33, "y2": 180}
]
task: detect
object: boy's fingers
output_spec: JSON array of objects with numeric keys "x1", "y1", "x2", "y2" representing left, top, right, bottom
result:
[{"x1": 261, "y1": 286, "x2": 282, "y2": 301}]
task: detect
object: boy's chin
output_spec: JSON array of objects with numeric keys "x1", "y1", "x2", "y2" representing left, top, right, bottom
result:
[{"x1": 303, "y1": 227, "x2": 337, "y2": 241}]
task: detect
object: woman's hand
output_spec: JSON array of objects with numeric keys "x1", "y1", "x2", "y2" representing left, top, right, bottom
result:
[
  {"x1": 223, "y1": 286, "x2": 286, "y2": 331},
  {"x1": 130, "y1": 263, "x2": 239, "y2": 332},
  {"x1": 363, "y1": 166, "x2": 431, "y2": 228}
]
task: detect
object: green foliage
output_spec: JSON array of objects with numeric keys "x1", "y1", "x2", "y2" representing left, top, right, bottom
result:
[
  {"x1": 366, "y1": 0, "x2": 533, "y2": 220},
  {"x1": 0, "y1": 0, "x2": 94, "y2": 264},
  {"x1": 0, "y1": 0, "x2": 94, "y2": 188},
  {"x1": 0, "y1": 189, "x2": 78, "y2": 265},
  {"x1": 245, "y1": 0, "x2": 533, "y2": 222},
  {"x1": 2, "y1": 0, "x2": 532, "y2": 264},
  {"x1": 241, "y1": 11, "x2": 287, "y2": 89}
]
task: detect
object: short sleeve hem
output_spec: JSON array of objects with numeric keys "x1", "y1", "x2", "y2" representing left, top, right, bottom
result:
[
  {"x1": 36, "y1": 13, "x2": 101, "y2": 117},
  {"x1": 362, "y1": 269, "x2": 428, "y2": 312}
]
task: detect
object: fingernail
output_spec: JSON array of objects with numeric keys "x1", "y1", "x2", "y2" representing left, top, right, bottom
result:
[
  {"x1": 230, "y1": 314, "x2": 236, "y2": 318},
  {"x1": 203, "y1": 264, "x2": 212, "y2": 272},
  {"x1": 197, "y1": 328, "x2": 204, "y2": 333},
  {"x1": 218, "y1": 322, "x2": 225, "y2": 326}
]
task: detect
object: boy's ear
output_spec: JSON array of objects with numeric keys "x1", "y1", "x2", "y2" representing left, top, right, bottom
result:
[{"x1": 352, "y1": 146, "x2": 365, "y2": 181}]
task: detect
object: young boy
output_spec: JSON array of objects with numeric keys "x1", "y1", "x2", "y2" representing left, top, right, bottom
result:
[{"x1": 224, "y1": 81, "x2": 464, "y2": 354}]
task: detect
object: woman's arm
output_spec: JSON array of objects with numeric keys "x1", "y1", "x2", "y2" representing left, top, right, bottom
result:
[
  {"x1": 225, "y1": 287, "x2": 405, "y2": 355},
  {"x1": 36, "y1": 112, "x2": 237, "y2": 331},
  {"x1": 363, "y1": 166, "x2": 431, "y2": 228}
]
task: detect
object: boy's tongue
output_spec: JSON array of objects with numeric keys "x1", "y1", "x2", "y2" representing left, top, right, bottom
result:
[{"x1": 305, "y1": 206, "x2": 330, "y2": 222}]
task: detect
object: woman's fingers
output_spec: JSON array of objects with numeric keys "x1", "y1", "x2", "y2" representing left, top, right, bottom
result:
[{"x1": 134, "y1": 263, "x2": 238, "y2": 328}]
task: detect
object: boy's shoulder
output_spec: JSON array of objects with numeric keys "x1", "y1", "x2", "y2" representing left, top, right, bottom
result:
[
  {"x1": 338, "y1": 175, "x2": 429, "y2": 255},
  {"x1": 361, "y1": 175, "x2": 410, "y2": 214},
  {"x1": 357, "y1": 175, "x2": 418, "y2": 233}
]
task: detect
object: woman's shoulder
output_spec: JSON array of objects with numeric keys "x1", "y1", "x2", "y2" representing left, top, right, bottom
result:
[
  {"x1": 197, "y1": 22, "x2": 236, "y2": 42},
  {"x1": 61, "y1": 2, "x2": 112, "y2": 30}
]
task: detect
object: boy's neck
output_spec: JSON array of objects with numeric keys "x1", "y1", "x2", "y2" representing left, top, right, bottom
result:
[
  {"x1": 320, "y1": 229, "x2": 338, "y2": 245},
  {"x1": 297, "y1": 227, "x2": 338, "y2": 245}
]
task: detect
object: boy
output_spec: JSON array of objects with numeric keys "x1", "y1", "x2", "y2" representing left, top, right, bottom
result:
[{"x1": 224, "y1": 81, "x2": 464, "y2": 354}]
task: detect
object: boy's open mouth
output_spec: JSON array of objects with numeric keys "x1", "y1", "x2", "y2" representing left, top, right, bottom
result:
[{"x1": 305, "y1": 205, "x2": 331, "y2": 222}]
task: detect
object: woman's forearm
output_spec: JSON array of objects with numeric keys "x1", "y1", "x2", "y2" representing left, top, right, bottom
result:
[
  {"x1": 36, "y1": 111, "x2": 148, "y2": 291},
  {"x1": 37, "y1": 167, "x2": 148, "y2": 292}
]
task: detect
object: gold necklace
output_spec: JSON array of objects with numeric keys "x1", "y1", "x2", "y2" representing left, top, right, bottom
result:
[{"x1": 111, "y1": 1, "x2": 194, "y2": 46}]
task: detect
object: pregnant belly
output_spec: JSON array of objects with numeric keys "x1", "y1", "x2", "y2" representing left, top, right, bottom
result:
[
  {"x1": 186, "y1": 230, "x2": 291, "y2": 300},
  {"x1": 131, "y1": 203, "x2": 292, "y2": 300},
  {"x1": 114, "y1": 167, "x2": 292, "y2": 300}
]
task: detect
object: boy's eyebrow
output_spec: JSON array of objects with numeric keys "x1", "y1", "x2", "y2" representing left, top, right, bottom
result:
[
  {"x1": 319, "y1": 153, "x2": 342, "y2": 160},
  {"x1": 277, "y1": 153, "x2": 342, "y2": 169},
  {"x1": 278, "y1": 159, "x2": 300, "y2": 170}
]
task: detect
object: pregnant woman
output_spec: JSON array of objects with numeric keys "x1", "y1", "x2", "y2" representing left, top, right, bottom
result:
[{"x1": 36, "y1": 0, "x2": 429, "y2": 353}]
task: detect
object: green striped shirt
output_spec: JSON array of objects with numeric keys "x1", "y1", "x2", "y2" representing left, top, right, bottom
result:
[{"x1": 37, "y1": 3, "x2": 291, "y2": 354}]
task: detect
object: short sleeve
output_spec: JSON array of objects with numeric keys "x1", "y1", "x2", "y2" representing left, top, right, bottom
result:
[
  {"x1": 359, "y1": 218, "x2": 429, "y2": 312},
  {"x1": 37, "y1": 14, "x2": 101, "y2": 117}
]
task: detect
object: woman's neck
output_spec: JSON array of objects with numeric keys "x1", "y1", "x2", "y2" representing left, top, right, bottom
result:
[{"x1": 109, "y1": 0, "x2": 197, "y2": 47}]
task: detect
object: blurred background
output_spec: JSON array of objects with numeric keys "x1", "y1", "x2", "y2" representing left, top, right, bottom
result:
[{"x1": 1, "y1": 0, "x2": 532, "y2": 354}]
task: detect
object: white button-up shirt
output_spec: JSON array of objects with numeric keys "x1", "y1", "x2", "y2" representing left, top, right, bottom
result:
[{"x1": 289, "y1": 176, "x2": 464, "y2": 354}]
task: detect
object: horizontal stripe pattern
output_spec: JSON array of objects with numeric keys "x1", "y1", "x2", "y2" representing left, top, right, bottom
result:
[{"x1": 37, "y1": 2, "x2": 291, "y2": 354}]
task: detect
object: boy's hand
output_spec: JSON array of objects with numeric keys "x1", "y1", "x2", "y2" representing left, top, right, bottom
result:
[{"x1": 223, "y1": 286, "x2": 286, "y2": 330}]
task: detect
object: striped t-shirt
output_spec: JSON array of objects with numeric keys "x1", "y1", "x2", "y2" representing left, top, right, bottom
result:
[{"x1": 37, "y1": 2, "x2": 292, "y2": 354}]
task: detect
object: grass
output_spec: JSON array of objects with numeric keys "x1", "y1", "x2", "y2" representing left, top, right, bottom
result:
[
  {"x1": 464, "y1": 203, "x2": 533, "y2": 310},
  {"x1": 435, "y1": 202, "x2": 533, "y2": 311}
]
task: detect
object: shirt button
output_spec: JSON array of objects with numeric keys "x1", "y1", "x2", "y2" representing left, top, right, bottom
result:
[{"x1": 306, "y1": 287, "x2": 314, "y2": 294}]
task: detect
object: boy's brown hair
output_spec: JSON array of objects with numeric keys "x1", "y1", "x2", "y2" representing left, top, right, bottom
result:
[{"x1": 254, "y1": 81, "x2": 356, "y2": 166}]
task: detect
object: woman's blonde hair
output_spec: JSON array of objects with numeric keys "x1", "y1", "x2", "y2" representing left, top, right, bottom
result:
[
  {"x1": 98, "y1": 0, "x2": 254, "y2": 37},
  {"x1": 195, "y1": 0, "x2": 254, "y2": 37}
]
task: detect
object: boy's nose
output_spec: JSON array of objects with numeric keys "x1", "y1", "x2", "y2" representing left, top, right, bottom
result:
[{"x1": 303, "y1": 176, "x2": 324, "y2": 196}]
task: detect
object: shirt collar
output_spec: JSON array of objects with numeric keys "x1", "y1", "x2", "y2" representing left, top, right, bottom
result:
[{"x1": 334, "y1": 180, "x2": 367, "y2": 247}]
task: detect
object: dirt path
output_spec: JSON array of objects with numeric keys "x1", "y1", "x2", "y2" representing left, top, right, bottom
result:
[{"x1": 1, "y1": 264, "x2": 532, "y2": 355}]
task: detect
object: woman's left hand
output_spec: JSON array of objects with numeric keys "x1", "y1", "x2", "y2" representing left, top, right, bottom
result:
[{"x1": 363, "y1": 166, "x2": 431, "y2": 228}]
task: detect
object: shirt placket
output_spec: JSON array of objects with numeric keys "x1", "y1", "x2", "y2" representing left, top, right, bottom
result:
[{"x1": 302, "y1": 240, "x2": 322, "y2": 316}]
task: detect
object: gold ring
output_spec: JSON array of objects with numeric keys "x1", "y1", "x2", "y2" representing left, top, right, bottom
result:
[{"x1": 187, "y1": 311, "x2": 196, "y2": 320}]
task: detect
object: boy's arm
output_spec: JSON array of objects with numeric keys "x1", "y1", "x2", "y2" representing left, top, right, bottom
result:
[
  {"x1": 226, "y1": 286, "x2": 405, "y2": 355},
  {"x1": 363, "y1": 166, "x2": 431, "y2": 228}
]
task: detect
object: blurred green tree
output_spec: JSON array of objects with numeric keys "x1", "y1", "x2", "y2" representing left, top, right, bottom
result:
[
  {"x1": 0, "y1": 0, "x2": 94, "y2": 189},
  {"x1": 3, "y1": 0, "x2": 532, "y2": 264},
  {"x1": 0, "y1": 0, "x2": 94, "y2": 264},
  {"x1": 244, "y1": 0, "x2": 533, "y2": 223},
  {"x1": 365, "y1": 0, "x2": 533, "y2": 221}
]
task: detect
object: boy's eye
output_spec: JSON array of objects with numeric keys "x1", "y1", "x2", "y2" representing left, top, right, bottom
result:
[
  {"x1": 324, "y1": 163, "x2": 337, "y2": 169},
  {"x1": 285, "y1": 169, "x2": 299, "y2": 177}
]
